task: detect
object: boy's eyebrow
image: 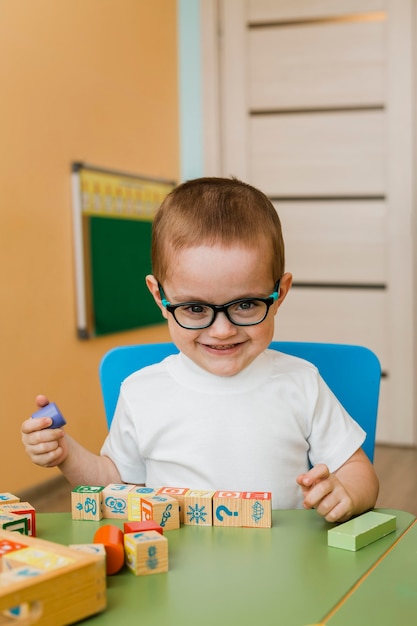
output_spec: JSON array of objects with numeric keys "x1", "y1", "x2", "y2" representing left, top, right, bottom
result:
[{"x1": 163, "y1": 289, "x2": 274, "y2": 304}]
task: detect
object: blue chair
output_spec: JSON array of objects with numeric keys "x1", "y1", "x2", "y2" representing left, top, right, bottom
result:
[{"x1": 99, "y1": 341, "x2": 381, "y2": 461}]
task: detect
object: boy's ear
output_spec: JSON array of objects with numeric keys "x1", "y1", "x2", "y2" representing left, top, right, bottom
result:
[
  {"x1": 276, "y1": 272, "x2": 292, "y2": 309},
  {"x1": 146, "y1": 275, "x2": 168, "y2": 319}
]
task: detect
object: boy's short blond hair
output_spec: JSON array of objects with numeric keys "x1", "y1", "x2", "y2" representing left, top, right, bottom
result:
[{"x1": 151, "y1": 177, "x2": 285, "y2": 283}]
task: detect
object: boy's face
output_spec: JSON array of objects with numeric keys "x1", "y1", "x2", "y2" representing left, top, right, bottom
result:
[{"x1": 146, "y1": 244, "x2": 292, "y2": 377}]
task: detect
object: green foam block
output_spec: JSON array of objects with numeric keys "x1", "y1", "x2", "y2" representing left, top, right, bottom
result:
[{"x1": 328, "y1": 511, "x2": 397, "y2": 551}]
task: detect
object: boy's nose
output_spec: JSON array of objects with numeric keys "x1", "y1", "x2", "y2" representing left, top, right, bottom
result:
[{"x1": 207, "y1": 311, "x2": 238, "y2": 337}]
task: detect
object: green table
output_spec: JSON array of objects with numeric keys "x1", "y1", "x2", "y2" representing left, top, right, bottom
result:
[
  {"x1": 326, "y1": 517, "x2": 417, "y2": 624},
  {"x1": 37, "y1": 509, "x2": 414, "y2": 626}
]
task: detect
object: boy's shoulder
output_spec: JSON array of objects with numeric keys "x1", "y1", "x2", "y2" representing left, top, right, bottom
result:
[{"x1": 266, "y1": 348, "x2": 319, "y2": 377}]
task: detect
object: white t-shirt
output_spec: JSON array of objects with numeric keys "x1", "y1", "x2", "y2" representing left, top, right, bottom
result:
[{"x1": 100, "y1": 349, "x2": 365, "y2": 509}]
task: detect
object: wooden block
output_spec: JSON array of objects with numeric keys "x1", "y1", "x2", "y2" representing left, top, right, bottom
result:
[
  {"x1": 102, "y1": 483, "x2": 135, "y2": 519},
  {"x1": 3, "y1": 547, "x2": 75, "y2": 572},
  {"x1": 69, "y1": 543, "x2": 107, "y2": 559},
  {"x1": 124, "y1": 520, "x2": 163, "y2": 535},
  {"x1": 124, "y1": 530, "x2": 168, "y2": 576},
  {"x1": 0, "y1": 538, "x2": 27, "y2": 572},
  {"x1": 0, "y1": 494, "x2": 20, "y2": 505},
  {"x1": 328, "y1": 511, "x2": 397, "y2": 551},
  {"x1": 140, "y1": 495, "x2": 180, "y2": 530},
  {"x1": 94, "y1": 524, "x2": 125, "y2": 575},
  {"x1": 0, "y1": 512, "x2": 28, "y2": 535},
  {"x1": 71, "y1": 485, "x2": 104, "y2": 521},
  {"x1": 129, "y1": 487, "x2": 158, "y2": 497},
  {"x1": 127, "y1": 488, "x2": 158, "y2": 521},
  {"x1": 183, "y1": 489, "x2": 215, "y2": 526},
  {"x1": 1, "y1": 564, "x2": 43, "y2": 580},
  {"x1": 213, "y1": 491, "x2": 242, "y2": 527},
  {"x1": 157, "y1": 487, "x2": 189, "y2": 523},
  {"x1": 240, "y1": 492, "x2": 272, "y2": 528},
  {"x1": 0, "y1": 528, "x2": 106, "y2": 625},
  {"x1": 0, "y1": 503, "x2": 36, "y2": 536}
]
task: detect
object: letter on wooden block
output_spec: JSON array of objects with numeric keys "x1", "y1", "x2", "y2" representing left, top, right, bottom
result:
[
  {"x1": 3, "y1": 547, "x2": 75, "y2": 572},
  {"x1": 0, "y1": 494, "x2": 20, "y2": 505},
  {"x1": 0, "y1": 513, "x2": 28, "y2": 535},
  {"x1": 0, "y1": 503, "x2": 36, "y2": 536},
  {"x1": 213, "y1": 491, "x2": 242, "y2": 527},
  {"x1": 71, "y1": 486, "x2": 104, "y2": 521},
  {"x1": 124, "y1": 530, "x2": 168, "y2": 576},
  {"x1": 140, "y1": 495, "x2": 180, "y2": 530},
  {"x1": 127, "y1": 488, "x2": 158, "y2": 521},
  {"x1": 183, "y1": 490, "x2": 215, "y2": 526},
  {"x1": 157, "y1": 487, "x2": 189, "y2": 523},
  {"x1": 240, "y1": 492, "x2": 272, "y2": 528},
  {"x1": 102, "y1": 484, "x2": 135, "y2": 519},
  {"x1": 69, "y1": 543, "x2": 107, "y2": 559}
]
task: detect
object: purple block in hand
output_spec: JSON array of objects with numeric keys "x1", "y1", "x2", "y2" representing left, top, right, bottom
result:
[{"x1": 31, "y1": 402, "x2": 66, "y2": 428}]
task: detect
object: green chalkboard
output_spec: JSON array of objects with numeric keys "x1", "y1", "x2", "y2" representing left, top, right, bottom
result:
[
  {"x1": 71, "y1": 163, "x2": 175, "y2": 338},
  {"x1": 89, "y1": 217, "x2": 161, "y2": 335}
]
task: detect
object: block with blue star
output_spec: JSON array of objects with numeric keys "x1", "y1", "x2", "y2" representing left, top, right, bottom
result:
[{"x1": 183, "y1": 489, "x2": 216, "y2": 526}]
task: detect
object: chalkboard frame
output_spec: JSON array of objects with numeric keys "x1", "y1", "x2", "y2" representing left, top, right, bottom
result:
[{"x1": 71, "y1": 162, "x2": 175, "y2": 338}]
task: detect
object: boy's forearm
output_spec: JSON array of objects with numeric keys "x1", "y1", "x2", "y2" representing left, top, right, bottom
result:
[
  {"x1": 335, "y1": 455, "x2": 379, "y2": 516},
  {"x1": 57, "y1": 434, "x2": 122, "y2": 487}
]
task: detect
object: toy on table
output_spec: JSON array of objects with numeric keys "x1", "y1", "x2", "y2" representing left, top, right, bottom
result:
[
  {"x1": 0, "y1": 528, "x2": 106, "y2": 625},
  {"x1": 328, "y1": 511, "x2": 397, "y2": 551},
  {"x1": 94, "y1": 524, "x2": 125, "y2": 575},
  {"x1": 31, "y1": 402, "x2": 66, "y2": 428},
  {"x1": 71, "y1": 484, "x2": 273, "y2": 529},
  {"x1": 0, "y1": 502, "x2": 36, "y2": 536},
  {"x1": 124, "y1": 530, "x2": 168, "y2": 576},
  {"x1": 124, "y1": 520, "x2": 163, "y2": 535},
  {"x1": 0, "y1": 493, "x2": 36, "y2": 537}
]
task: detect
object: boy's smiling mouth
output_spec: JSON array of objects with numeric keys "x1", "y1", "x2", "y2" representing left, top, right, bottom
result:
[{"x1": 203, "y1": 343, "x2": 242, "y2": 350}]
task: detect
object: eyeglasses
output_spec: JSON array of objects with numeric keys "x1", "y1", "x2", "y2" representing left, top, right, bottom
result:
[{"x1": 158, "y1": 281, "x2": 280, "y2": 330}]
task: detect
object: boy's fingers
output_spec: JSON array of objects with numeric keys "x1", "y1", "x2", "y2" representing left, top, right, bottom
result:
[
  {"x1": 35, "y1": 394, "x2": 49, "y2": 408},
  {"x1": 21, "y1": 417, "x2": 52, "y2": 434},
  {"x1": 300, "y1": 463, "x2": 330, "y2": 486}
]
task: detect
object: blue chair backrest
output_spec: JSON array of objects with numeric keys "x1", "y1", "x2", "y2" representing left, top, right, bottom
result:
[{"x1": 99, "y1": 341, "x2": 381, "y2": 461}]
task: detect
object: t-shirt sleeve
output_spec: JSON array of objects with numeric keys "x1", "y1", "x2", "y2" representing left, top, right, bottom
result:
[
  {"x1": 307, "y1": 373, "x2": 366, "y2": 472},
  {"x1": 100, "y1": 390, "x2": 146, "y2": 484}
]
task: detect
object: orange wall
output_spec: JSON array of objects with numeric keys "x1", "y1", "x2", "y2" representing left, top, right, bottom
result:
[{"x1": 0, "y1": 0, "x2": 177, "y2": 492}]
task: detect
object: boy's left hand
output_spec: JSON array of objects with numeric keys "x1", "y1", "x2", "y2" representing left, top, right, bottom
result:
[{"x1": 296, "y1": 464, "x2": 353, "y2": 522}]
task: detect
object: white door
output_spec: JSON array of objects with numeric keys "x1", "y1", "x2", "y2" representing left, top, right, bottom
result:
[{"x1": 201, "y1": 0, "x2": 416, "y2": 445}]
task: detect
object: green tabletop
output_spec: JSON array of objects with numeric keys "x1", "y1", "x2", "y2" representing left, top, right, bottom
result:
[
  {"x1": 326, "y1": 518, "x2": 417, "y2": 625},
  {"x1": 37, "y1": 509, "x2": 415, "y2": 626}
]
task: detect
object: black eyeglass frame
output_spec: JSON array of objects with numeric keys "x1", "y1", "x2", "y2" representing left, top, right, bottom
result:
[{"x1": 158, "y1": 281, "x2": 281, "y2": 330}]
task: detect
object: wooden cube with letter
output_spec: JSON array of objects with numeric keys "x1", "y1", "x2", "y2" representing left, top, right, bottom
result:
[
  {"x1": 183, "y1": 489, "x2": 215, "y2": 526},
  {"x1": 140, "y1": 494, "x2": 180, "y2": 530},
  {"x1": 71, "y1": 485, "x2": 104, "y2": 521},
  {"x1": 0, "y1": 502, "x2": 36, "y2": 536},
  {"x1": 240, "y1": 492, "x2": 272, "y2": 528},
  {"x1": 124, "y1": 530, "x2": 168, "y2": 576},
  {"x1": 213, "y1": 491, "x2": 242, "y2": 527},
  {"x1": 102, "y1": 483, "x2": 135, "y2": 519}
]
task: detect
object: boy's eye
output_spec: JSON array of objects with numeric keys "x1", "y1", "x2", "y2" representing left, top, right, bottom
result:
[
  {"x1": 235, "y1": 300, "x2": 258, "y2": 311},
  {"x1": 182, "y1": 304, "x2": 210, "y2": 316}
]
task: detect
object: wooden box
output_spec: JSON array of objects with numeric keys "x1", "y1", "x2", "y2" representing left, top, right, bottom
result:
[{"x1": 0, "y1": 529, "x2": 106, "y2": 625}]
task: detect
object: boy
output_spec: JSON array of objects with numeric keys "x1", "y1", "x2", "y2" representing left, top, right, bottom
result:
[{"x1": 21, "y1": 177, "x2": 378, "y2": 522}]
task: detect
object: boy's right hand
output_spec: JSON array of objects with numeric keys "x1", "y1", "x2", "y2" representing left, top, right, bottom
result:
[{"x1": 21, "y1": 395, "x2": 69, "y2": 468}]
